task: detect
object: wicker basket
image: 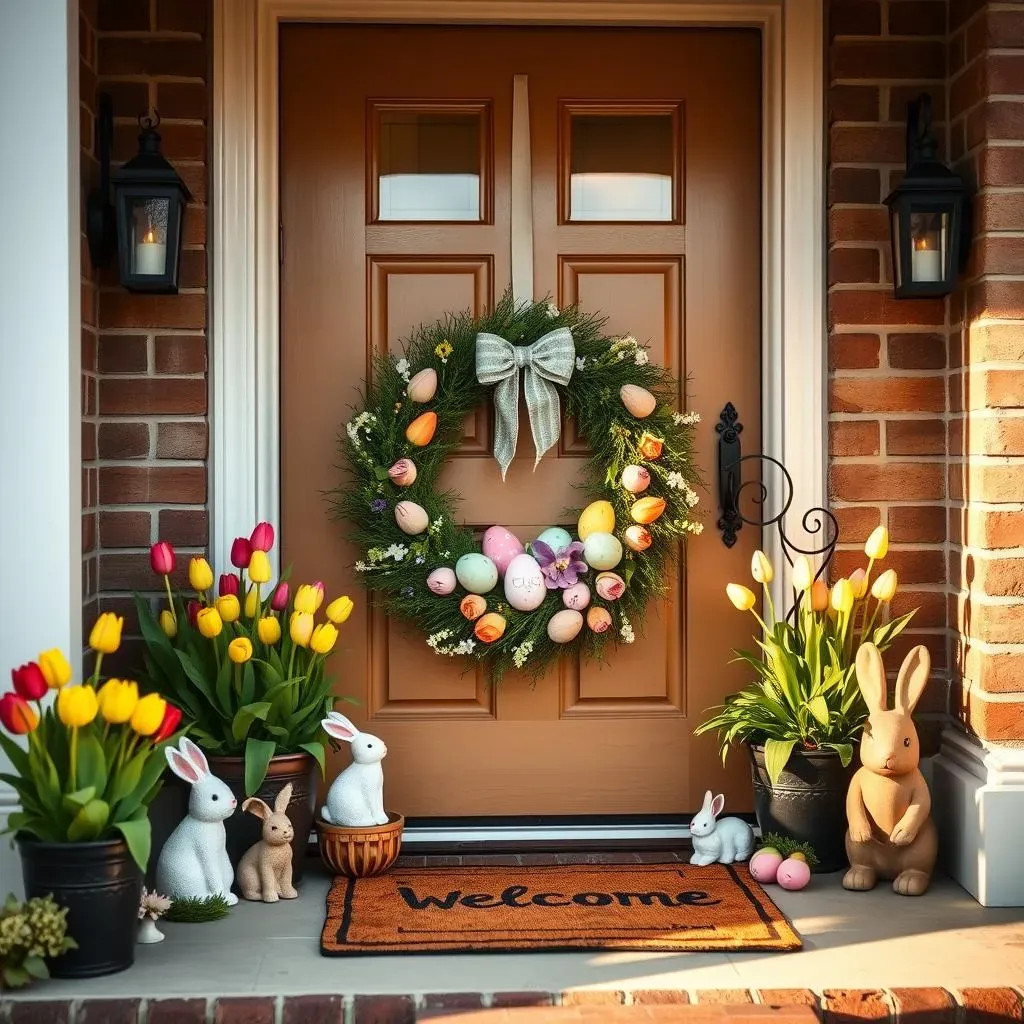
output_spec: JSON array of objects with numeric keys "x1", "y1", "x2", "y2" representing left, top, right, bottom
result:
[{"x1": 315, "y1": 812, "x2": 405, "y2": 877}]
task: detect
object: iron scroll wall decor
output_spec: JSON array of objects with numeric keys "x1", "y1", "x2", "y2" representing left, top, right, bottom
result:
[{"x1": 715, "y1": 403, "x2": 838, "y2": 620}]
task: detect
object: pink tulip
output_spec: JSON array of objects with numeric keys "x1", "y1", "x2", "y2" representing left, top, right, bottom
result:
[
  {"x1": 270, "y1": 582, "x2": 289, "y2": 612},
  {"x1": 219, "y1": 573, "x2": 239, "y2": 597},
  {"x1": 250, "y1": 522, "x2": 275, "y2": 553},
  {"x1": 230, "y1": 537, "x2": 252, "y2": 569},
  {"x1": 150, "y1": 541, "x2": 176, "y2": 576}
]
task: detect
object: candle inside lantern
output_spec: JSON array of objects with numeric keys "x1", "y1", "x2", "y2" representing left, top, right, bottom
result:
[
  {"x1": 135, "y1": 227, "x2": 166, "y2": 276},
  {"x1": 911, "y1": 237, "x2": 941, "y2": 283}
]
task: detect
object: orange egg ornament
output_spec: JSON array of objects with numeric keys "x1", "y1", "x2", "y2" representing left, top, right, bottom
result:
[
  {"x1": 405, "y1": 411, "x2": 438, "y2": 446},
  {"x1": 630, "y1": 496, "x2": 667, "y2": 524}
]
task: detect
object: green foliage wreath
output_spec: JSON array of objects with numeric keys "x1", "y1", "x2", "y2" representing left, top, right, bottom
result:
[{"x1": 330, "y1": 293, "x2": 704, "y2": 681}]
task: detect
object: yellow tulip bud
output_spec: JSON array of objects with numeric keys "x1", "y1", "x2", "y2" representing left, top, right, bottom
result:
[
  {"x1": 97, "y1": 679, "x2": 139, "y2": 725},
  {"x1": 871, "y1": 568, "x2": 898, "y2": 603},
  {"x1": 792, "y1": 556, "x2": 813, "y2": 593},
  {"x1": 196, "y1": 606, "x2": 223, "y2": 638},
  {"x1": 248, "y1": 550, "x2": 271, "y2": 584},
  {"x1": 228, "y1": 637, "x2": 253, "y2": 664},
  {"x1": 130, "y1": 693, "x2": 167, "y2": 737},
  {"x1": 57, "y1": 685, "x2": 99, "y2": 728},
  {"x1": 244, "y1": 587, "x2": 259, "y2": 618},
  {"x1": 293, "y1": 585, "x2": 319, "y2": 615},
  {"x1": 831, "y1": 578, "x2": 855, "y2": 614},
  {"x1": 750, "y1": 550, "x2": 774, "y2": 585},
  {"x1": 726, "y1": 583, "x2": 757, "y2": 612},
  {"x1": 37, "y1": 648, "x2": 72, "y2": 689},
  {"x1": 89, "y1": 613, "x2": 123, "y2": 655},
  {"x1": 865, "y1": 525, "x2": 889, "y2": 561},
  {"x1": 257, "y1": 615, "x2": 282, "y2": 645},
  {"x1": 216, "y1": 594, "x2": 241, "y2": 623},
  {"x1": 159, "y1": 609, "x2": 178, "y2": 639},
  {"x1": 189, "y1": 557, "x2": 214, "y2": 592},
  {"x1": 310, "y1": 622, "x2": 339, "y2": 655},
  {"x1": 849, "y1": 567, "x2": 869, "y2": 599},
  {"x1": 810, "y1": 579, "x2": 829, "y2": 612},
  {"x1": 326, "y1": 595, "x2": 354, "y2": 625},
  {"x1": 290, "y1": 611, "x2": 314, "y2": 648}
]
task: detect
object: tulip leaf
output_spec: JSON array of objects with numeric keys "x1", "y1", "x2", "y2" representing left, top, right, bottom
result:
[
  {"x1": 241, "y1": 663, "x2": 256, "y2": 705},
  {"x1": 66, "y1": 798, "x2": 110, "y2": 842},
  {"x1": 75, "y1": 734, "x2": 108, "y2": 796},
  {"x1": 113, "y1": 816, "x2": 152, "y2": 873},
  {"x1": 215, "y1": 655, "x2": 234, "y2": 717},
  {"x1": 116, "y1": 748, "x2": 173, "y2": 821},
  {"x1": 27, "y1": 744, "x2": 62, "y2": 817},
  {"x1": 7, "y1": 812, "x2": 62, "y2": 842},
  {"x1": 61, "y1": 786, "x2": 97, "y2": 813},
  {"x1": 108, "y1": 750, "x2": 146, "y2": 808},
  {"x1": 231, "y1": 702, "x2": 272, "y2": 744},
  {"x1": 244, "y1": 737, "x2": 277, "y2": 797},
  {"x1": 806, "y1": 695, "x2": 830, "y2": 726},
  {"x1": 135, "y1": 594, "x2": 181, "y2": 678},
  {"x1": 299, "y1": 740, "x2": 326, "y2": 775},
  {"x1": 831, "y1": 742, "x2": 854, "y2": 767},
  {"x1": 0, "y1": 732, "x2": 30, "y2": 779},
  {"x1": 763, "y1": 738, "x2": 797, "y2": 787},
  {"x1": 174, "y1": 649, "x2": 221, "y2": 715}
]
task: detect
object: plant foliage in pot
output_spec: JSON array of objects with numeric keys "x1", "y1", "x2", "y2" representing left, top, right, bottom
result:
[
  {"x1": 0, "y1": 619, "x2": 182, "y2": 977},
  {"x1": 135, "y1": 522, "x2": 355, "y2": 879},
  {"x1": 695, "y1": 528, "x2": 917, "y2": 872}
]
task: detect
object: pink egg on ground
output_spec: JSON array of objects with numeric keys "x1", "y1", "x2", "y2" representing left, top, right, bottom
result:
[
  {"x1": 776, "y1": 857, "x2": 812, "y2": 891},
  {"x1": 748, "y1": 850, "x2": 783, "y2": 884},
  {"x1": 481, "y1": 525, "x2": 525, "y2": 577}
]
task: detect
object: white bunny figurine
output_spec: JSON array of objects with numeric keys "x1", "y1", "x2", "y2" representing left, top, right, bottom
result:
[
  {"x1": 320, "y1": 713, "x2": 388, "y2": 827},
  {"x1": 156, "y1": 737, "x2": 239, "y2": 905},
  {"x1": 689, "y1": 790, "x2": 755, "y2": 866}
]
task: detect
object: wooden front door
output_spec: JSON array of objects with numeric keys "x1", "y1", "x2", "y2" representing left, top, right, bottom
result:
[{"x1": 280, "y1": 25, "x2": 762, "y2": 818}]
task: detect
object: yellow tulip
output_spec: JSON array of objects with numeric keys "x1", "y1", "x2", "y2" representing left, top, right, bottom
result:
[
  {"x1": 216, "y1": 594, "x2": 241, "y2": 623},
  {"x1": 293, "y1": 585, "x2": 319, "y2": 615},
  {"x1": 248, "y1": 550, "x2": 271, "y2": 584},
  {"x1": 89, "y1": 613, "x2": 123, "y2": 655},
  {"x1": 865, "y1": 525, "x2": 889, "y2": 561},
  {"x1": 37, "y1": 648, "x2": 72, "y2": 689},
  {"x1": 326, "y1": 595, "x2": 354, "y2": 624},
  {"x1": 159, "y1": 609, "x2": 178, "y2": 638},
  {"x1": 792, "y1": 556, "x2": 813, "y2": 593},
  {"x1": 244, "y1": 587, "x2": 259, "y2": 618},
  {"x1": 196, "y1": 606, "x2": 223, "y2": 638},
  {"x1": 310, "y1": 622, "x2": 339, "y2": 655},
  {"x1": 228, "y1": 637, "x2": 253, "y2": 664},
  {"x1": 97, "y1": 679, "x2": 139, "y2": 725},
  {"x1": 290, "y1": 611, "x2": 314, "y2": 648},
  {"x1": 831, "y1": 578, "x2": 855, "y2": 614},
  {"x1": 810, "y1": 579, "x2": 829, "y2": 612},
  {"x1": 849, "y1": 567, "x2": 869, "y2": 599},
  {"x1": 872, "y1": 568, "x2": 898, "y2": 603},
  {"x1": 57, "y1": 685, "x2": 99, "y2": 728},
  {"x1": 257, "y1": 615, "x2": 282, "y2": 645},
  {"x1": 189, "y1": 557, "x2": 214, "y2": 592},
  {"x1": 726, "y1": 583, "x2": 757, "y2": 612},
  {"x1": 130, "y1": 693, "x2": 167, "y2": 737},
  {"x1": 750, "y1": 550, "x2": 774, "y2": 585}
]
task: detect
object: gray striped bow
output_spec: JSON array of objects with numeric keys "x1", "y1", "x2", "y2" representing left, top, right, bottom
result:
[{"x1": 475, "y1": 327, "x2": 575, "y2": 480}]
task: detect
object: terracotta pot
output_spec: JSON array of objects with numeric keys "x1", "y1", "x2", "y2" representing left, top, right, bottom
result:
[{"x1": 316, "y1": 812, "x2": 405, "y2": 877}]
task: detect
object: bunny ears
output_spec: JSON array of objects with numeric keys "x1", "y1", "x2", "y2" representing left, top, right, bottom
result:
[
  {"x1": 321, "y1": 711, "x2": 359, "y2": 743},
  {"x1": 243, "y1": 781, "x2": 293, "y2": 820},
  {"x1": 702, "y1": 790, "x2": 726, "y2": 817},
  {"x1": 165, "y1": 736, "x2": 210, "y2": 784},
  {"x1": 856, "y1": 642, "x2": 931, "y2": 714}
]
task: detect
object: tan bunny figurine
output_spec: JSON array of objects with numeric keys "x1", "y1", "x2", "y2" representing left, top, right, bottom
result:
[
  {"x1": 844, "y1": 642, "x2": 938, "y2": 896},
  {"x1": 235, "y1": 783, "x2": 300, "y2": 903}
]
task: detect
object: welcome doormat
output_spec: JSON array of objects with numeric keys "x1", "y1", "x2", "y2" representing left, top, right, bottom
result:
[{"x1": 320, "y1": 862, "x2": 801, "y2": 955}]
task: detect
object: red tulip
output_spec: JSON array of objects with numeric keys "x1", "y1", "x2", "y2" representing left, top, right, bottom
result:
[
  {"x1": 218, "y1": 573, "x2": 239, "y2": 597},
  {"x1": 0, "y1": 693, "x2": 39, "y2": 734},
  {"x1": 11, "y1": 663, "x2": 48, "y2": 702},
  {"x1": 230, "y1": 537, "x2": 252, "y2": 569},
  {"x1": 152, "y1": 703, "x2": 182, "y2": 744},
  {"x1": 270, "y1": 581, "x2": 290, "y2": 612},
  {"x1": 150, "y1": 541, "x2": 176, "y2": 576},
  {"x1": 187, "y1": 600, "x2": 201, "y2": 627},
  {"x1": 250, "y1": 522, "x2": 275, "y2": 553}
]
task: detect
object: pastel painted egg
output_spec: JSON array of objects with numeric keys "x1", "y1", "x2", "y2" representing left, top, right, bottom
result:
[
  {"x1": 748, "y1": 850, "x2": 782, "y2": 884},
  {"x1": 459, "y1": 594, "x2": 486, "y2": 621},
  {"x1": 395, "y1": 500, "x2": 429, "y2": 535},
  {"x1": 547, "y1": 609, "x2": 584, "y2": 644},
  {"x1": 503, "y1": 553, "x2": 547, "y2": 612},
  {"x1": 562, "y1": 582, "x2": 591, "y2": 611},
  {"x1": 631, "y1": 496, "x2": 667, "y2": 525},
  {"x1": 776, "y1": 857, "x2": 811, "y2": 891},
  {"x1": 474, "y1": 612, "x2": 506, "y2": 643},
  {"x1": 455, "y1": 553, "x2": 498, "y2": 595},
  {"x1": 586, "y1": 606, "x2": 612, "y2": 633},
  {"x1": 406, "y1": 367, "x2": 438, "y2": 403},
  {"x1": 482, "y1": 526, "x2": 525, "y2": 577},
  {"x1": 595, "y1": 572, "x2": 626, "y2": 601},
  {"x1": 426, "y1": 567, "x2": 457, "y2": 595},
  {"x1": 578, "y1": 500, "x2": 615, "y2": 541},
  {"x1": 583, "y1": 532, "x2": 623, "y2": 571},
  {"x1": 620, "y1": 383, "x2": 657, "y2": 419},
  {"x1": 534, "y1": 527, "x2": 573, "y2": 553},
  {"x1": 621, "y1": 465, "x2": 651, "y2": 494},
  {"x1": 405, "y1": 411, "x2": 437, "y2": 446},
  {"x1": 388, "y1": 458, "x2": 417, "y2": 487},
  {"x1": 624, "y1": 525, "x2": 652, "y2": 552}
]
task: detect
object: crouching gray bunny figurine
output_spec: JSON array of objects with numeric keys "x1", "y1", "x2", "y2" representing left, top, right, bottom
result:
[
  {"x1": 689, "y1": 790, "x2": 755, "y2": 865},
  {"x1": 236, "y1": 783, "x2": 299, "y2": 902}
]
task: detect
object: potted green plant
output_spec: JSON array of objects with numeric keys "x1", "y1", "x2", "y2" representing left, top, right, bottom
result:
[
  {"x1": 0, "y1": 618, "x2": 181, "y2": 977},
  {"x1": 134, "y1": 522, "x2": 354, "y2": 879},
  {"x1": 695, "y1": 526, "x2": 916, "y2": 872}
]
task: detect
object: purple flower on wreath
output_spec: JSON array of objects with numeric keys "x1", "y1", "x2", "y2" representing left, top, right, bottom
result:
[
  {"x1": 370, "y1": 498, "x2": 388, "y2": 513},
  {"x1": 415, "y1": 555, "x2": 426, "y2": 565},
  {"x1": 532, "y1": 540, "x2": 588, "y2": 590}
]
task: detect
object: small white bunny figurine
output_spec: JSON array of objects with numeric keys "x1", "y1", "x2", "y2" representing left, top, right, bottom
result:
[
  {"x1": 156, "y1": 737, "x2": 239, "y2": 905},
  {"x1": 320, "y1": 712, "x2": 388, "y2": 827},
  {"x1": 689, "y1": 790, "x2": 755, "y2": 866}
]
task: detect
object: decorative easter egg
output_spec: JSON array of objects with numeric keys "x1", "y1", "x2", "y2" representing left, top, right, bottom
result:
[
  {"x1": 405, "y1": 411, "x2": 437, "y2": 446},
  {"x1": 426, "y1": 567, "x2": 457, "y2": 595},
  {"x1": 621, "y1": 465, "x2": 651, "y2": 494},
  {"x1": 459, "y1": 594, "x2": 487, "y2": 621},
  {"x1": 749, "y1": 850, "x2": 782, "y2": 884},
  {"x1": 407, "y1": 368, "x2": 438, "y2": 403},
  {"x1": 776, "y1": 857, "x2": 811, "y2": 891},
  {"x1": 595, "y1": 572, "x2": 626, "y2": 601},
  {"x1": 624, "y1": 525, "x2": 652, "y2": 552},
  {"x1": 620, "y1": 384, "x2": 657, "y2": 418},
  {"x1": 503, "y1": 553, "x2": 547, "y2": 612},
  {"x1": 583, "y1": 532, "x2": 623, "y2": 571},
  {"x1": 456, "y1": 553, "x2": 498, "y2": 595},
  {"x1": 388, "y1": 458, "x2": 417, "y2": 487},
  {"x1": 474, "y1": 612, "x2": 506, "y2": 643},
  {"x1": 562, "y1": 582, "x2": 591, "y2": 611},
  {"x1": 547, "y1": 609, "x2": 584, "y2": 644},
  {"x1": 586, "y1": 606, "x2": 612, "y2": 633},
  {"x1": 482, "y1": 526, "x2": 525, "y2": 577},
  {"x1": 534, "y1": 527, "x2": 573, "y2": 553},
  {"x1": 631, "y1": 496, "x2": 667, "y2": 525},
  {"x1": 395, "y1": 500, "x2": 428, "y2": 535},
  {"x1": 578, "y1": 500, "x2": 615, "y2": 541}
]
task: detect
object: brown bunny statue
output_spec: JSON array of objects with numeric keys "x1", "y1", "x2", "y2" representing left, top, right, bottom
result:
[
  {"x1": 844, "y1": 642, "x2": 938, "y2": 896},
  {"x1": 236, "y1": 783, "x2": 299, "y2": 903}
]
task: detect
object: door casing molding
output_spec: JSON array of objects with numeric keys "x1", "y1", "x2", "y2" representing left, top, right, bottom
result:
[{"x1": 211, "y1": 0, "x2": 826, "y2": 604}]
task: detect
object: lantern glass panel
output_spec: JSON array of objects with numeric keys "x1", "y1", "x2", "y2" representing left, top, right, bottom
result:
[
  {"x1": 909, "y1": 209, "x2": 948, "y2": 284},
  {"x1": 128, "y1": 197, "x2": 171, "y2": 276}
]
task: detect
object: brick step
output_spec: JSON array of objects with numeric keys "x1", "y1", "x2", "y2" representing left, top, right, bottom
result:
[{"x1": 420, "y1": 1009, "x2": 818, "y2": 1023}]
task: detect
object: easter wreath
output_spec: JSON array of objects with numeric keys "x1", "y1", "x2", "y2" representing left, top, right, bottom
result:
[{"x1": 331, "y1": 293, "x2": 703, "y2": 681}]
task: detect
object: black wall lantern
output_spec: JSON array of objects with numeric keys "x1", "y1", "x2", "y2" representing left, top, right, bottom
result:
[
  {"x1": 86, "y1": 93, "x2": 192, "y2": 294},
  {"x1": 884, "y1": 93, "x2": 971, "y2": 299}
]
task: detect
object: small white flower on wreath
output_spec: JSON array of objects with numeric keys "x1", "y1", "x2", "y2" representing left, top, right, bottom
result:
[
  {"x1": 575, "y1": 356, "x2": 586, "y2": 372},
  {"x1": 620, "y1": 614, "x2": 635, "y2": 644},
  {"x1": 395, "y1": 357, "x2": 411, "y2": 383},
  {"x1": 512, "y1": 640, "x2": 534, "y2": 669},
  {"x1": 546, "y1": 302, "x2": 560, "y2": 318},
  {"x1": 634, "y1": 348, "x2": 649, "y2": 366},
  {"x1": 673, "y1": 410, "x2": 701, "y2": 426}
]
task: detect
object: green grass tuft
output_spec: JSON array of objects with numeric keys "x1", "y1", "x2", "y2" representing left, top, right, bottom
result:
[
  {"x1": 164, "y1": 894, "x2": 232, "y2": 922},
  {"x1": 757, "y1": 831, "x2": 820, "y2": 867}
]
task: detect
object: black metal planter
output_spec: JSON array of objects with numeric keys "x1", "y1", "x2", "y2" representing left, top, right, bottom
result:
[
  {"x1": 748, "y1": 745, "x2": 856, "y2": 873},
  {"x1": 18, "y1": 836, "x2": 142, "y2": 978}
]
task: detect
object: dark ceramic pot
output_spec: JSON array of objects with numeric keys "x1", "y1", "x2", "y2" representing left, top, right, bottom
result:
[
  {"x1": 18, "y1": 836, "x2": 142, "y2": 978},
  {"x1": 748, "y1": 744, "x2": 857, "y2": 873}
]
